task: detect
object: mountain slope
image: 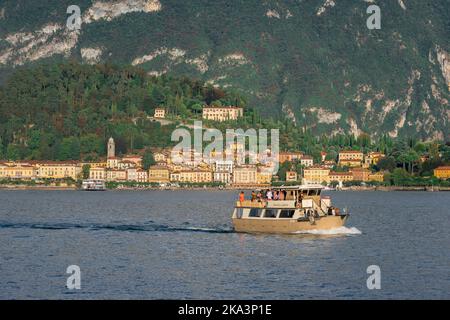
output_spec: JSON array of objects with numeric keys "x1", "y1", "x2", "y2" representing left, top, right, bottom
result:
[{"x1": 0, "y1": 0, "x2": 449, "y2": 139}]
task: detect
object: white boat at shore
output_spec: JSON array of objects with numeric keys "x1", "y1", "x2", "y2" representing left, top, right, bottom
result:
[{"x1": 81, "y1": 179, "x2": 106, "y2": 191}]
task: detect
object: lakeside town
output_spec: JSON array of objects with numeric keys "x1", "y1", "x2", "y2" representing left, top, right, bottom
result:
[{"x1": 1, "y1": 105, "x2": 449, "y2": 190}]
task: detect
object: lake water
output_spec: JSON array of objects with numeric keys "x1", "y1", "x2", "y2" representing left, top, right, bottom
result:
[{"x1": 0, "y1": 190, "x2": 449, "y2": 299}]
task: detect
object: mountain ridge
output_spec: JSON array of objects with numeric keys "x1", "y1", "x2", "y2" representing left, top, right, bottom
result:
[{"x1": 0, "y1": 0, "x2": 449, "y2": 140}]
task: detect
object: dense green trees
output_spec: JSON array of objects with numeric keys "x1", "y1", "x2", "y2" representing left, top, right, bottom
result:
[
  {"x1": 0, "y1": 62, "x2": 246, "y2": 161},
  {"x1": 142, "y1": 150, "x2": 156, "y2": 170}
]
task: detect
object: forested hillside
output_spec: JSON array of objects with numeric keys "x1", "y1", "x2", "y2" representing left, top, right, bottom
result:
[{"x1": 0, "y1": 62, "x2": 247, "y2": 160}]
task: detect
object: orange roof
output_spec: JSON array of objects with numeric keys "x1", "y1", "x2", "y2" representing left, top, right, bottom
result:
[{"x1": 435, "y1": 166, "x2": 450, "y2": 170}]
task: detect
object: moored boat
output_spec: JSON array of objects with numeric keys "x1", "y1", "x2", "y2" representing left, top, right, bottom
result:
[
  {"x1": 231, "y1": 185, "x2": 348, "y2": 234},
  {"x1": 81, "y1": 179, "x2": 106, "y2": 191}
]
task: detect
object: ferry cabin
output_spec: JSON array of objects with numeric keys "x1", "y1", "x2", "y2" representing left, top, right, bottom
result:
[{"x1": 232, "y1": 186, "x2": 347, "y2": 233}]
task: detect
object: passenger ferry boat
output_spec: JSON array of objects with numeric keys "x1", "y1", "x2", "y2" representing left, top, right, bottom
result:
[
  {"x1": 232, "y1": 185, "x2": 348, "y2": 234},
  {"x1": 81, "y1": 179, "x2": 106, "y2": 191}
]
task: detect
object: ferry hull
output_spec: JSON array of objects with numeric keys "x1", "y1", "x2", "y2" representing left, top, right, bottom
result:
[{"x1": 232, "y1": 215, "x2": 348, "y2": 234}]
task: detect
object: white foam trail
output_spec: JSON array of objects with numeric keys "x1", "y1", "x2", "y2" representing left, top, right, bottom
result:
[{"x1": 292, "y1": 226, "x2": 362, "y2": 235}]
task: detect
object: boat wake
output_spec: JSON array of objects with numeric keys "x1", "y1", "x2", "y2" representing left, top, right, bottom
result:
[
  {"x1": 292, "y1": 226, "x2": 362, "y2": 235},
  {"x1": 0, "y1": 221, "x2": 233, "y2": 234}
]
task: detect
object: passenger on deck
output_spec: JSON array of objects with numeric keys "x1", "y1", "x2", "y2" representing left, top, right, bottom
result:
[
  {"x1": 286, "y1": 191, "x2": 294, "y2": 200},
  {"x1": 257, "y1": 191, "x2": 263, "y2": 202},
  {"x1": 239, "y1": 191, "x2": 245, "y2": 203},
  {"x1": 279, "y1": 190, "x2": 285, "y2": 200},
  {"x1": 266, "y1": 189, "x2": 273, "y2": 200},
  {"x1": 273, "y1": 190, "x2": 279, "y2": 200},
  {"x1": 251, "y1": 191, "x2": 257, "y2": 202}
]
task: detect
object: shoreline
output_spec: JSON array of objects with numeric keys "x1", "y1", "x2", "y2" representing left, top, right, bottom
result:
[{"x1": 0, "y1": 184, "x2": 449, "y2": 192}]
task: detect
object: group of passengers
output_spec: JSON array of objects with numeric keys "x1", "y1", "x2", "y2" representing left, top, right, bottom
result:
[{"x1": 239, "y1": 189, "x2": 305, "y2": 203}]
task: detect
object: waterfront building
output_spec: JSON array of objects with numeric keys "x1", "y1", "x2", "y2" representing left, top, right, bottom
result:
[
  {"x1": 0, "y1": 163, "x2": 36, "y2": 180},
  {"x1": 350, "y1": 167, "x2": 371, "y2": 182},
  {"x1": 303, "y1": 166, "x2": 330, "y2": 185},
  {"x1": 257, "y1": 169, "x2": 272, "y2": 185},
  {"x1": 89, "y1": 167, "x2": 106, "y2": 180},
  {"x1": 170, "y1": 172, "x2": 181, "y2": 182},
  {"x1": 233, "y1": 166, "x2": 257, "y2": 185},
  {"x1": 213, "y1": 160, "x2": 233, "y2": 184},
  {"x1": 202, "y1": 106, "x2": 243, "y2": 122},
  {"x1": 179, "y1": 169, "x2": 213, "y2": 183},
  {"x1": 106, "y1": 169, "x2": 127, "y2": 182},
  {"x1": 148, "y1": 165, "x2": 170, "y2": 183},
  {"x1": 434, "y1": 166, "x2": 450, "y2": 179},
  {"x1": 37, "y1": 161, "x2": 82, "y2": 180},
  {"x1": 126, "y1": 168, "x2": 138, "y2": 181},
  {"x1": 328, "y1": 171, "x2": 353, "y2": 183},
  {"x1": 136, "y1": 169, "x2": 148, "y2": 183}
]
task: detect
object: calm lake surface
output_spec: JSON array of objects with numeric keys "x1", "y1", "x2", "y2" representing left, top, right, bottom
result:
[{"x1": 0, "y1": 190, "x2": 449, "y2": 299}]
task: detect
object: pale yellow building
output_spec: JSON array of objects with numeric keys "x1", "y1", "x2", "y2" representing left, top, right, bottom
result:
[
  {"x1": 89, "y1": 167, "x2": 106, "y2": 180},
  {"x1": 0, "y1": 163, "x2": 36, "y2": 180},
  {"x1": 107, "y1": 169, "x2": 127, "y2": 182},
  {"x1": 434, "y1": 166, "x2": 450, "y2": 179},
  {"x1": 148, "y1": 165, "x2": 170, "y2": 183},
  {"x1": 339, "y1": 159, "x2": 363, "y2": 167},
  {"x1": 37, "y1": 161, "x2": 82, "y2": 180},
  {"x1": 338, "y1": 150, "x2": 363, "y2": 167},
  {"x1": 303, "y1": 166, "x2": 330, "y2": 184},
  {"x1": 257, "y1": 170, "x2": 272, "y2": 185},
  {"x1": 154, "y1": 107, "x2": 166, "y2": 118},
  {"x1": 328, "y1": 171, "x2": 353, "y2": 183},
  {"x1": 233, "y1": 166, "x2": 257, "y2": 185},
  {"x1": 202, "y1": 106, "x2": 243, "y2": 122},
  {"x1": 178, "y1": 169, "x2": 212, "y2": 183}
]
